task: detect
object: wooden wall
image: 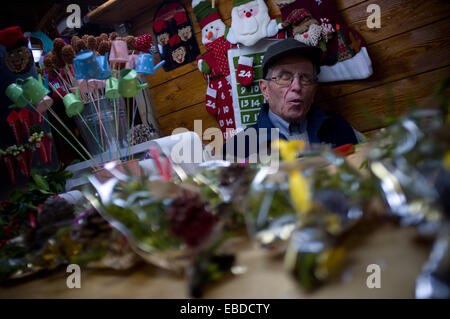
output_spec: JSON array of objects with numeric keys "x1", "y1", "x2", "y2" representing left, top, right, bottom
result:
[{"x1": 126, "y1": 0, "x2": 450, "y2": 140}]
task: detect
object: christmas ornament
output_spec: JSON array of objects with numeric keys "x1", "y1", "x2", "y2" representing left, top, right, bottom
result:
[
  {"x1": 273, "y1": 0, "x2": 373, "y2": 82},
  {"x1": 192, "y1": 0, "x2": 238, "y2": 140},
  {"x1": 153, "y1": 0, "x2": 200, "y2": 71},
  {"x1": 226, "y1": 0, "x2": 282, "y2": 47}
]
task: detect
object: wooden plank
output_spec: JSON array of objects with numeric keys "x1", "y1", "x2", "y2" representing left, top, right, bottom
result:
[
  {"x1": 337, "y1": 0, "x2": 367, "y2": 11},
  {"x1": 343, "y1": 0, "x2": 450, "y2": 45},
  {"x1": 317, "y1": 66, "x2": 450, "y2": 132},
  {"x1": 158, "y1": 102, "x2": 221, "y2": 139},
  {"x1": 150, "y1": 70, "x2": 208, "y2": 117},
  {"x1": 87, "y1": 0, "x2": 161, "y2": 24},
  {"x1": 89, "y1": 0, "x2": 361, "y2": 24},
  {"x1": 316, "y1": 17, "x2": 450, "y2": 103}
]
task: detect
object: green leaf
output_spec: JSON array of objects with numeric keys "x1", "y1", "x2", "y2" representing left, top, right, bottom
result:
[{"x1": 31, "y1": 174, "x2": 50, "y2": 192}]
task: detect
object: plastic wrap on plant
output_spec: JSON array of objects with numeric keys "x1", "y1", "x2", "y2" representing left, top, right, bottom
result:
[
  {"x1": 415, "y1": 224, "x2": 450, "y2": 299},
  {"x1": 245, "y1": 166, "x2": 297, "y2": 250},
  {"x1": 85, "y1": 173, "x2": 189, "y2": 273},
  {"x1": 284, "y1": 227, "x2": 345, "y2": 291},
  {"x1": 367, "y1": 109, "x2": 448, "y2": 235}
]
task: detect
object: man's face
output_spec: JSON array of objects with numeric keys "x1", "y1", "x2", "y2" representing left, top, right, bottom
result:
[{"x1": 259, "y1": 55, "x2": 318, "y2": 123}]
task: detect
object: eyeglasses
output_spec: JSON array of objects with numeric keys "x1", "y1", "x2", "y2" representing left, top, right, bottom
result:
[{"x1": 268, "y1": 72, "x2": 318, "y2": 87}]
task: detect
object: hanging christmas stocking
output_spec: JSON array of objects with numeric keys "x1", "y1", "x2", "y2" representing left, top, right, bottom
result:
[
  {"x1": 236, "y1": 56, "x2": 254, "y2": 87},
  {"x1": 205, "y1": 87, "x2": 218, "y2": 116}
]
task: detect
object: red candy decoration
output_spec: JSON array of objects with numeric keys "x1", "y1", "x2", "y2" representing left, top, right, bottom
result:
[
  {"x1": 136, "y1": 34, "x2": 153, "y2": 53},
  {"x1": 6, "y1": 111, "x2": 22, "y2": 144}
]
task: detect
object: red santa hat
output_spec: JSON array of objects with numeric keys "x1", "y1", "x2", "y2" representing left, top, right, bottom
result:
[
  {"x1": 0, "y1": 26, "x2": 28, "y2": 50},
  {"x1": 192, "y1": 0, "x2": 221, "y2": 29}
]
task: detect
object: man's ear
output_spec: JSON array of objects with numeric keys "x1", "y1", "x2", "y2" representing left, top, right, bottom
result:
[{"x1": 259, "y1": 79, "x2": 270, "y2": 101}]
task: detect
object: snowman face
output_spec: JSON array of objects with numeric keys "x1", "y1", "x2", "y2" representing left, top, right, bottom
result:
[{"x1": 201, "y1": 20, "x2": 226, "y2": 45}]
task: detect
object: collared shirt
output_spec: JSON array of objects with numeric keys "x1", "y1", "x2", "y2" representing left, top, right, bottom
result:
[
  {"x1": 223, "y1": 104, "x2": 360, "y2": 161},
  {"x1": 268, "y1": 109, "x2": 309, "y2": 143}
]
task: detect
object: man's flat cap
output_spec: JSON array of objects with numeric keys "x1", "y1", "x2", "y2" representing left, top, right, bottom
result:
[{"x1": 262, "y1": 38, "x2": 322, "y2": 78}]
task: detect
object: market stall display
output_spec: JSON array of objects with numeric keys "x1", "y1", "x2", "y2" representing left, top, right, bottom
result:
[{"x1": 0, "y1": 83, "x2": 448, "y2": 297}]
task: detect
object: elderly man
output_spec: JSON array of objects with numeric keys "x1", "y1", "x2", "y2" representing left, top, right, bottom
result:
[{"x1": 223, "y1": 38, "x2": 363, "y2": 161}]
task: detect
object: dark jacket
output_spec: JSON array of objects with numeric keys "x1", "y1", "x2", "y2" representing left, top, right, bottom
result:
[{"x1": 223, "y1": 104, "x2": 357, "y2": 160}]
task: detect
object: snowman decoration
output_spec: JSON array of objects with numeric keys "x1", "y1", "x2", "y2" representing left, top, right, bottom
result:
[{"x1": 193, "y1": 0, "x2": 237, "y2": 141}]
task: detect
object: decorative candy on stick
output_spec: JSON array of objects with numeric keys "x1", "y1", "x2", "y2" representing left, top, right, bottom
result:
[
  {"x1": 18, "y1": 108, "x2": 33, "y2": 139},
  {"x1": 82, "y1": 34, "x2": 90, "y2": 45},
  {"x1": 109, "y1": 32, "x2": 118, "y2": 41},
  {"x1": 51, "y1": 38, "x2": 67, "y2": 70},
  {"x1": 71, "y1": 35, "x2": 80, "y2": 53},
  {"x1": 29, "y1": 130, "x2": 48, "y2": 163},
  {"x1": 99, "y1": 33, "x2": 109, "y2": 42},
  {"x1": 9, "y1": 145, "x2": 30, "y2": 178},
  {"x1": 76, "y1": 39, "x2": 87, "y2": 53},
  {"x1": 42, "y1": 133, "x2": 53, "y2": 163},
  {"x1": 95, "y1": 36, "x2": 102, "y2": 48},
  {"x1": 43, "y1": 52, "x2": 58, "y2": 79},
  {"x1": 1, "y1": 148, "x2": 16, "y2": 184},
  {"x1": 87, "y1": 35, "x2": 97, "y2": 52},
  {"x1": 98, "y1": 40, "x2": 110, "y2": 56},
  {"x1": 6, "y1": 110, "x2": 22, "y2": 144},
  {"x1": 125, "y1": 36, "x2": 136, "y2": 52},
  {"x1": 62, "y1": 45, "x2": 76, "y2": 67},
  {"x1": 53, "y1": 38, "x2": 66, "y2": 53}
]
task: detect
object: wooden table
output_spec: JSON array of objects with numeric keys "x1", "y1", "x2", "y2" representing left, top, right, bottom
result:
[{"x1": 0, "y1": 224, "x2": 431, "y2": 298}]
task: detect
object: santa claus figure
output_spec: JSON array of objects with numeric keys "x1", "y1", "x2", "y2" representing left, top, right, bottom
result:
[{"x1": 226, "y1": 0, "x2": 282, "y2": 47}]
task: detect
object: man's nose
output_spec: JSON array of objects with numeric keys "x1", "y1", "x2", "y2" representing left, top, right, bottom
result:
[{"x1": 290, "y1": 76, "x2": 303, "y2": 91}]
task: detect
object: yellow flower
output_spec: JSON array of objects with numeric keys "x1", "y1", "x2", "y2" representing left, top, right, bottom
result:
[
  {"x1": 272, "y1": 139, "x2": 312, "y2": 214},
  {"x1": 444, "y1": 150, "x2": 450, "y2": 170},
  {"x1": 273, "y1": 139, "x2": 306, "y2": 161},
  {"x1": 289, "y1": 171, "x2": 312, "y2": 214}
]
